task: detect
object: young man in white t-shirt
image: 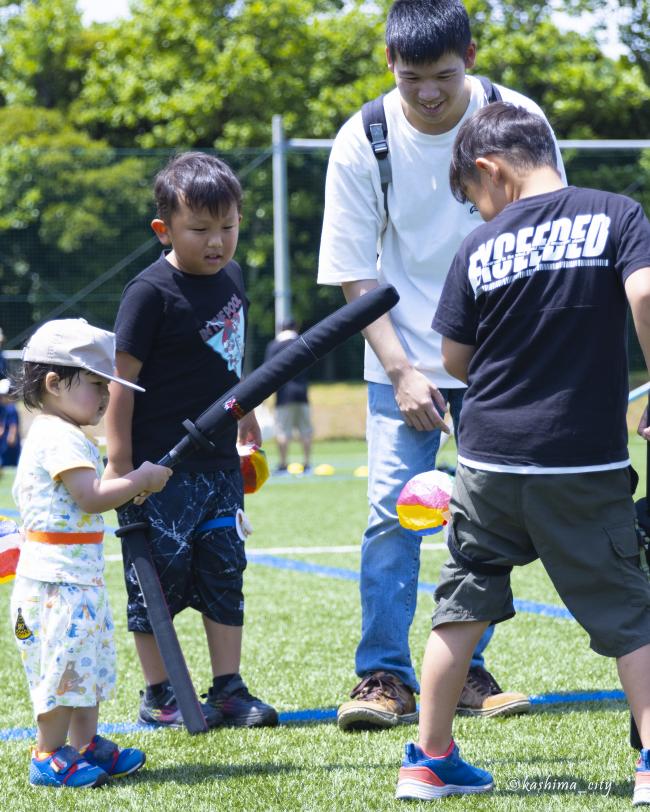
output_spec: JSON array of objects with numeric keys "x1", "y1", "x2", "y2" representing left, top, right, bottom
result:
[{"x1": 318, "y1": 0, "x2": 566, "y2": 731}]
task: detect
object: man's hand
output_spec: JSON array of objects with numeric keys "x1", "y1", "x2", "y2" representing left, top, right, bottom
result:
[
  {"x1": 391, "y1": 367, "x2": 450, "y2": 433},
  {"x1": 238, "y1": 410, "x2": 263, "y2": 447},
  {"x1": 638, "y1": 406, "x2": 650, "y2": 442},
  {"x1": 340, "y1": 279, "x2": 450, "y2": 434}
]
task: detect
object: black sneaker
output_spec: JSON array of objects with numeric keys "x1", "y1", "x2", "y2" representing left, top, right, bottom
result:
[
  {"x1": 138, "y1": 681, "x2": 223, "y2": 729},
  {"x1": 205, "y1": 674, "x2": 278, "y2": 727}
]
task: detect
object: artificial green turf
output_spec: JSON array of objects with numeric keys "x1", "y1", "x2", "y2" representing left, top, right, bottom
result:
[{"x1": 0, "y1": 436, "x2": 646, "y2": 809}]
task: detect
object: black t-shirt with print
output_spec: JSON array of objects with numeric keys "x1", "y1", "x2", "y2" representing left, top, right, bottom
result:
[
  {"x1": 433, "y1": 186, "x2": 650, "y2": 469},
  {"x1": 115, "y1": 253, "x2": 248, "y2": 471}
]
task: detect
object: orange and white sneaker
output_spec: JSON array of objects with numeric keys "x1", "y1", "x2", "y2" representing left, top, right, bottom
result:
[{"x1": 634, "y1": 749, "x2": 650, "y2": 806}]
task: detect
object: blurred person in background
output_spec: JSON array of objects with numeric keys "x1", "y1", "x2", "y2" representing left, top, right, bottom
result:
[
  {"x1": 0, "y1": 378, "x2": 21, "y2": 469},
  {"x1": 264, "y1": 319, "x2": 313, "y2": 474}
]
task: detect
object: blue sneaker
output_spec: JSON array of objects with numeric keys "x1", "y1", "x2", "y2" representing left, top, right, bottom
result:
[
  {"x1": 396, "y1": 741, "x2": 493, "y2": 800},
  {"x1": 81, "y1": 735, "x2": 145, "y2": 779},
  {"x1": 634, "y1": 748, "x2": 650, "y2": 806},
  {"x1": 29, "y1": 745, "x2": 109, "y2": 788}
]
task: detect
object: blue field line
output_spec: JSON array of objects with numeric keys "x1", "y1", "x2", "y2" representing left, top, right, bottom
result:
[
  {"x1": 530, "y1": 689, "x2": 625, "y2": 705},
  {"x1": 0, "y1": 690, "x2": 628, "y2": 742},
  {"x1": 511, "y1": 599, "x2": 573, "y2": 620},
  {"x1": 250, "y1": 554, "x2": 361, "y2": 582},
  {"x1": 250, "y1": 554, "x2": 575, "y2": 620}
]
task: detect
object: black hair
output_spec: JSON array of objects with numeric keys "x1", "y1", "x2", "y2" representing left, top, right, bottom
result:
[
  {"x1": 449, "y1": 102, "x2": 559, "y2": 203},
  {"x1": 154, "y1": 151, "x2": 243, "y2": 222},
  {"x1": 18, "y1": 363, "x2": 82, "y2": 411},
  {"x1": 386, "y1": 0, "x2": 471, "y2": 64}
]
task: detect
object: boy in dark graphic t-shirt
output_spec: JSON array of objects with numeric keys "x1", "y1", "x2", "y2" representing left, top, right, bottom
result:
[
  {"x1": 393, "y1": 103, "x2": 650, "y2": 805},
  {"x1": 104, "y1": 152, "x2": 277, "y2": 730}
]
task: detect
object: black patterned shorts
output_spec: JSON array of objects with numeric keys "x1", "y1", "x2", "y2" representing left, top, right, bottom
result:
[{"x1": 117, "y1": 469, "x2": 246, "y2": 633}]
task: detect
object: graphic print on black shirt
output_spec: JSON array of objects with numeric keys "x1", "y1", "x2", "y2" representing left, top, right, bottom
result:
[
  {"x1": 468, "y1": 212, "x2": 611, "y2": 296},
  {"x1": 200, "y1": 292, "x2": 245, "y2": 377},
  {"x1": 432, "y1": 187, "x2": 650, "y2": 471}
]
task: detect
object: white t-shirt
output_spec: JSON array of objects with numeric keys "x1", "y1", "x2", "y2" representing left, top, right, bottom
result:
[
  {"x1": 13, "y1": 415, "x2": 105, "y2": 586},
  {"x1": 317, "y1": 77, "x2": 566, "y2": 387}
]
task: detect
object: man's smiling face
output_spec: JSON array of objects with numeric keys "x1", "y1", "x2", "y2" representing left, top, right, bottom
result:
[{"x1": 387, "y1": 45, "x2": 476, "y2": 135}]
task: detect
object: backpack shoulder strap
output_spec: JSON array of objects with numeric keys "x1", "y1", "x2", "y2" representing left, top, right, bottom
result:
[
  {"x1": 476, "y1": 75, "x2": 502, "y2": 104},
  {"x1": 361, "y1": 94, "x2": 391, "y2": 218}
]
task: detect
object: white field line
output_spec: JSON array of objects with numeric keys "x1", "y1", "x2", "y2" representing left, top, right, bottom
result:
[
  {"x1": 104, "y1": 541, "x2": 447, "y2": 562},
  {"x1": 630, "y1": 381, "x2": 650, "y2": 402}
]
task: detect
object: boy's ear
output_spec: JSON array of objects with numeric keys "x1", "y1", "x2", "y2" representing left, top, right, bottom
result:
[
  {"x1": 475, "y1": 156, "x2": 501, "y2": 183},
  {"x1": 151, "y1": 218, "x2": 171, "y2": 245}
]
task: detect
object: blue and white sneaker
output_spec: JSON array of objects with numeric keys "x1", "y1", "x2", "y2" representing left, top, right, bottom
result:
[
  {"x1": 634, "y1": 748, "x2": 650, "y2": 806},
  {"x1": 81, "y1": 735, "x2": 145, "y2": 779},
  {"x1": 29, "y1": 745, "x2": 109, "y2": 788},
  {"x1": 396, "y1": 741, "x2": 493, "y2": 800}
]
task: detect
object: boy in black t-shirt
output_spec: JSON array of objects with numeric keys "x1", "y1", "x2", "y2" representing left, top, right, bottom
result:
[
  {"x1": 394, "y1": 103, "x2": 650, "y2": 805},
  {"x1": 105, "y1": 152, "x2": 277, "y2": 729}
]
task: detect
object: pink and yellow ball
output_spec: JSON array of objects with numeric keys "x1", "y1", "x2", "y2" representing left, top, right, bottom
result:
[{"x1": 396, "y1": 470, "x2": 453, "y2": 538}]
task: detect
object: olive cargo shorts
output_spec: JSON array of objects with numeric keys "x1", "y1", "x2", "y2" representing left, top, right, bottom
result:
[{"x1": 433, "y1": 465, "x2": 650, "y2": 658}]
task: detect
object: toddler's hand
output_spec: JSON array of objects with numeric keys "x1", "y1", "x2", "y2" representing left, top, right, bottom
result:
[{"x1": 138, "y1": 461, "x2": 173, "y2": 494}]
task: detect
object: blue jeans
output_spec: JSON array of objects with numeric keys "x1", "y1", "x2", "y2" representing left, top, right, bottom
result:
[{"x1": 356, "y1": 382, "x2": 494, "y2": 693}]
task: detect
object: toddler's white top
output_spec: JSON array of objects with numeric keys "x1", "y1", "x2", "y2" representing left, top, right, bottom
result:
[{"x1": 13, "y1": 415, "x2": 105, "y2": 586}]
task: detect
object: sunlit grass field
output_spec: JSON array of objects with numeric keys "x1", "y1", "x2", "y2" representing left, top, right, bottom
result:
[{"x1": 0, "y1": 433, "x2": 648, "y2": 810}]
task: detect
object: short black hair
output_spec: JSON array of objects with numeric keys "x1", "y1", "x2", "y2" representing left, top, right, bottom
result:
[
  {"x1": 449, "y1": 102, "x2": 559, "y2": 203},
  {"x1": 386, "y1": 0, "x2": 471, "y2": 64},
  {"x1": 18, "y1": 363, "x2": 82, "y2": 411},
  {"x1": 154, "y1": 151, "x2": 243, "y2": 221}
]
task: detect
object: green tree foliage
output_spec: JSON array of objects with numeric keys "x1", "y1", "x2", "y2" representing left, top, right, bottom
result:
[
  {"x1": 463, "y1": 0, "x2": 650, "y2": 139},
  {"x1": 73, "y1": 0, "x2": 383, "y2": 148},
  {"x1": 615, "y1": 1, "x2": 650, "y2": 84},
  {"x1": 0, "y1": 103, "x2": 156, "y2": 335},
  {"x1": 0, "y1": 0, "x2": 88, "y2": 108}
]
